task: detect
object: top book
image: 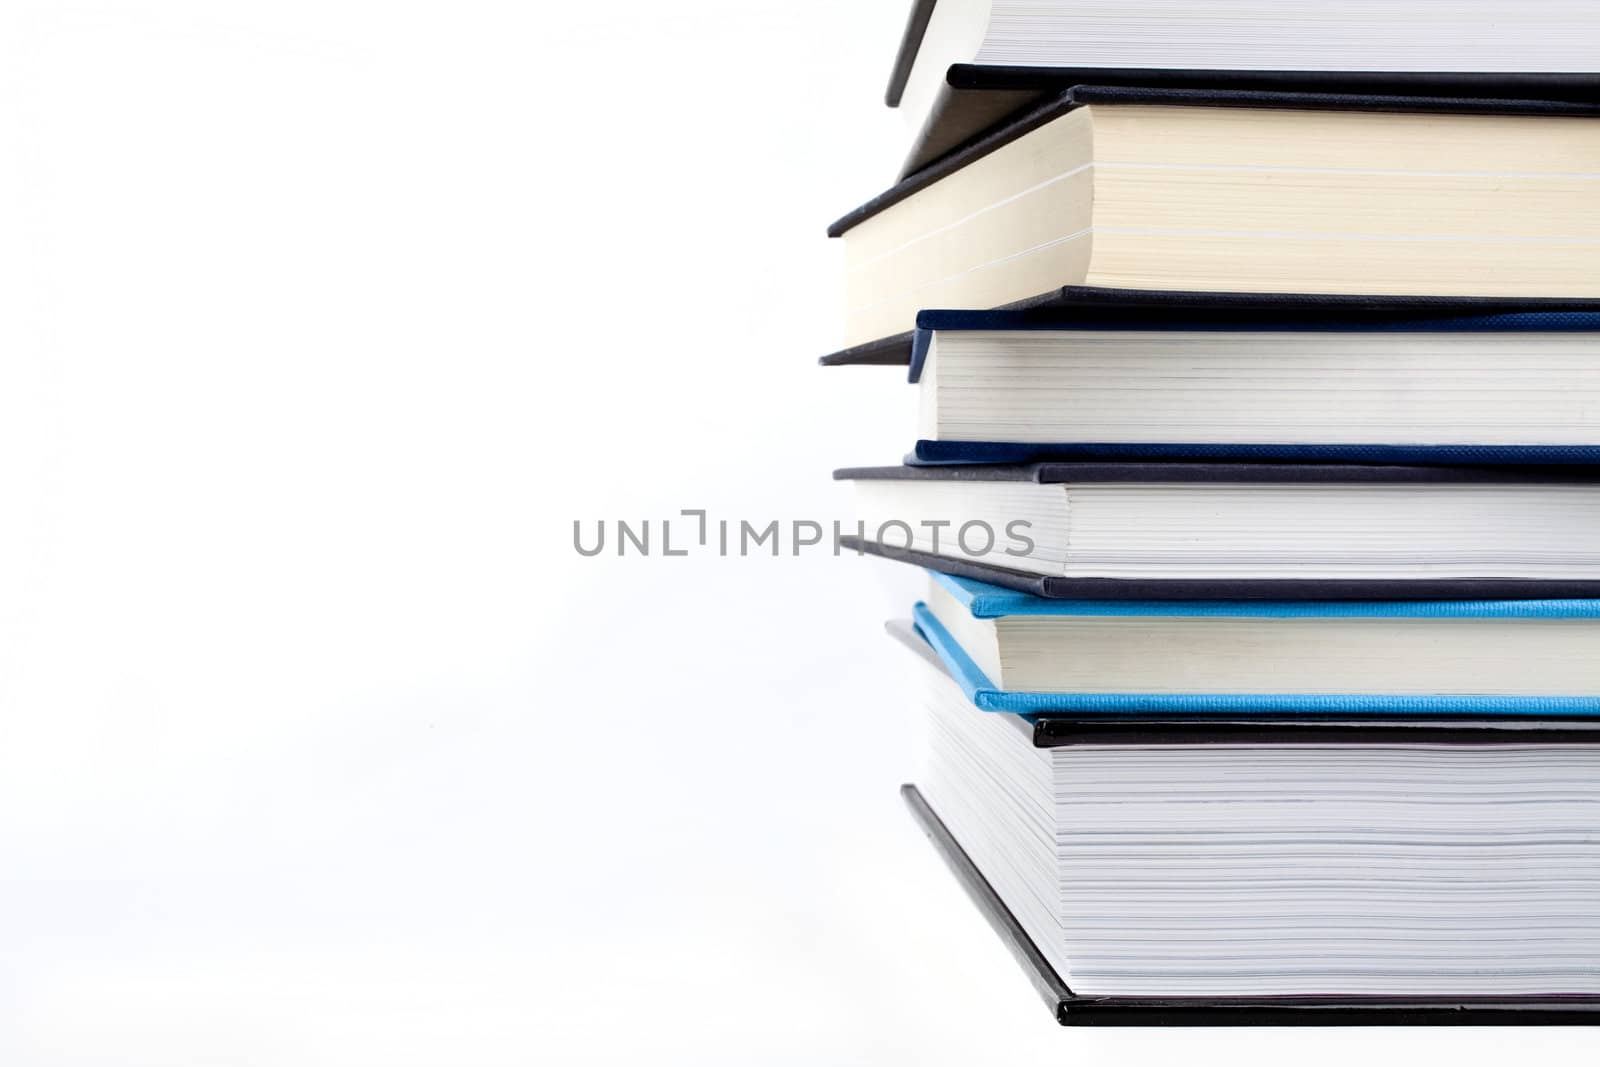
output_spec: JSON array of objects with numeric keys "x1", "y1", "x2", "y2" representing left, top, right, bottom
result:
[{"x1": 889, "y1": 0, "x2": 1600, "y2": 176}]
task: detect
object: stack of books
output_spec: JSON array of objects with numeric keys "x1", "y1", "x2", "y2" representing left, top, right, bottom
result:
[{"x1": 826, "y1": 1, "x2": 1600, "y2": 1026}]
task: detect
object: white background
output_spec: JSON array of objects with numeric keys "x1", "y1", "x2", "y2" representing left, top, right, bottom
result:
[{"x1": 2, "y1": 1, "x2": 1596, "y2": 1062}]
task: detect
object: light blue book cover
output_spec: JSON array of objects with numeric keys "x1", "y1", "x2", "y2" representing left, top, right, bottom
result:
[{"x1": 914, "y1": 573, "x2": 1600, "y2": 717}]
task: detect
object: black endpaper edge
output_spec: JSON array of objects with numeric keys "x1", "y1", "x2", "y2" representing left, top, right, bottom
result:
[
  {"x1": 835, "y1": 460, "x2": 1600, "y2": 485},
  {"x1": 885, "y1": 0, "x2": 938, "y2": 107},
  {"x1": 1028, "y1": 718, "x2": 1600, "y2": 745},
  {"x1": 815, "y1": 287, "x2": 1600, "y2": 367},
  {"x1": 829, "y1": 89, "x2": 1083, "y2": 237},
  {"x1": 817, "y1": 331, "x2": 915, "y2": 367},
  {"x1": 901, "y1": 784, "x2": 1600, "y2": 1024},
  {"x1": 886, "y1": 618, "x2": 1600, "y2": 743},
  {"x1": 839, "y1": 536, "x2": 1600, "y2": 601},
  {"x1": 832, "y1": 82, "x2": 1600, "y2": 235},
  {"x1": 901, "y1": 783, "x2": 1075, "y2": 1016},
  {"x1": 902, "y1": 82, "x2": 1042, "y2": 183},
  {"x1": 901, "y1": 69, "x2": 1600, "y2": 179}
]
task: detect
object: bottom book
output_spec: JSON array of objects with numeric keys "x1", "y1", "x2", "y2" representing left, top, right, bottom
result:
[{"x1": 891, "y1": 621, "x2": 1600, "y2": 1025}]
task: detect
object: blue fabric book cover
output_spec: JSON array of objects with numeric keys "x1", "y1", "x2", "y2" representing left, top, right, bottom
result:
[{"x1": 915, "y1": 572, "x2": 1600, "y2": 717}]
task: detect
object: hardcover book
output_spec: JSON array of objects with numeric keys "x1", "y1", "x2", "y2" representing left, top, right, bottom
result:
[
  {"x1": 910, "y1": 570, "x2": 1600, "y2": 715},
  {"x1": 839, "y1": 461, "x2": 1600, "y2": 599},
  {"x1": 890, "y1": 620, "x2": 1600, "y2": 1022},
  {"x1": 834, "y1": 307, "x2": 1600, "y2": 465},
  {"x1": 829, "y1": 86, "x2": 1600, "y2": 351},
  {"x1": 888, "y1": 0, "x2": 1600, "y2": 176}
]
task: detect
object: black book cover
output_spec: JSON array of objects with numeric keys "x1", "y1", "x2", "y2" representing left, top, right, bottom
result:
[
  {"x1": 900, "y1": 68, "x2": 1600, "y2": 179},
  {"x1": 881, "y1": 1, "x2": 1600, "y2": 179},
  {"x1": 884, "y1": 0, "x2": 937, "y2": 108},
  {"x1": 847, "y1": 535, "x2": 1600, "y2": 601},
  {"x1": 816, "y1": 287, "x2": 1600, "y2": 368},
  {"x1": 838, "y1": 462, "x2": 1600, "y2": 600},
  {"x1": 837, "y1": 460, "x2": 1600, "y2": 485},
  {"x1": 902, "y1": 783, "x2": 1600, "y2": 1025},
  {"x1": 834, "y1": 84, "x2": 1600, "y2": 238}
]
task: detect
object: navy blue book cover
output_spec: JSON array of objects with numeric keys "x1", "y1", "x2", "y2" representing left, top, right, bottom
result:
[{"x1": 830, "y1": 307, "x2": 1600, "y2": 465}]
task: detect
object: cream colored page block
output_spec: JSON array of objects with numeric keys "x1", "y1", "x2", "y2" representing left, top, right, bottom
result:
[
  {"x1": 845, "y1": 170, "x2": 1092, "y2": 313},
  {"x1": 1088, "y1": 105, "x2": 1600, "y2": 172},
  {"x1": 923, "y1": 580, "x2": 1005, "y2": 685},
  {"x1": 994, "y1": 617, "x2": 1600, "y2": 694},
  {"x1": 1084, "y1": 230, "x2": 1600, "y2": 297},
  {"x1": 844, "y1": 231, "x2": 1094, "y2": 346},
  {"x1": 1093, "y1": 168, "x2": 1600, "y2": 240},
  {"x1": 841, "y1": 108, "x2": 1093, "y2": 268}
]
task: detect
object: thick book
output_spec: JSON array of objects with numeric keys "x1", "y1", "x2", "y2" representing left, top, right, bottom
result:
[
  {"x1": 838, "y1": 461, "x2": 1600, "y2": 600},
  {"x1": 834, "y1": 307, "x2": 1600, "y2": 464},
  {"x1": 828, "y1": 86, "x2": 1600, "y2": 353},
  {"x1": 887, "y1": 0, "x2": 1600, "y2": 177},
  {"x1": 891, "y1": 621, "x2": 1600, "y2": 1021},
  {"x1": 903, "y1": 785, "x2": 1600, "y2": 1025},
  {"x1": 910, "y1": 569, "x2": 1600, "y2": 715}
]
